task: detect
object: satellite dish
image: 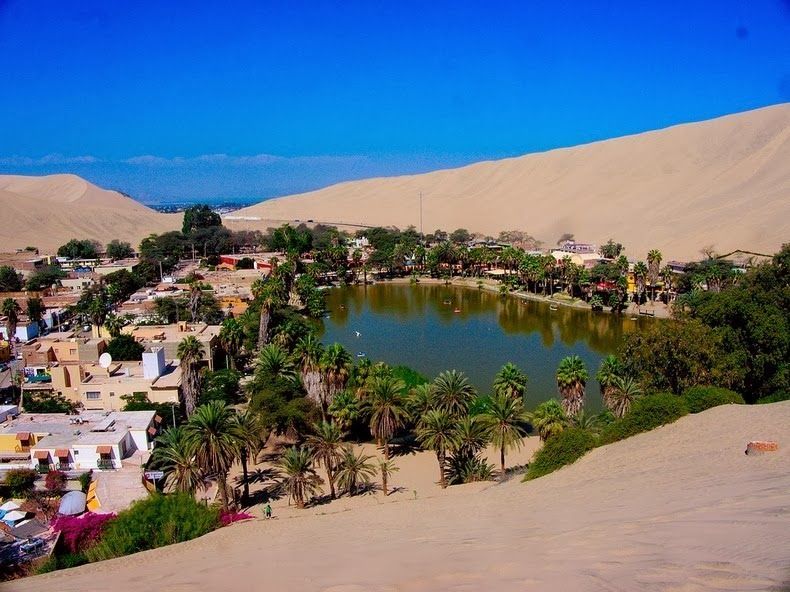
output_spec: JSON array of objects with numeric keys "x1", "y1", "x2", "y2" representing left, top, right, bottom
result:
[{"x1": 99, "y1": 353, "x2": 113, "y2": 369}]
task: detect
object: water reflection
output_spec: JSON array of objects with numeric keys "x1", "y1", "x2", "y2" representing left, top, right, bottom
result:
[{"x1": 320, "y1": 284, "x2": 655, "y2": 411}]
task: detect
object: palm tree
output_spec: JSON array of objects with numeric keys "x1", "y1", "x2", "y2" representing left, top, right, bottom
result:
[
  {"x1": 276, "y1": 446, "x2": 324, "y2": 508},
  {"x1": 150, "y1": 426, "x2": 204, "y2": 494},
  {"x1": 306, "y1": 421, "x2": 344, "y2": 499},
  {"x1": 596, "y1": 355, "x2": 623, "y2": 410},
  {"x1": 432, "y1": 370, "x2": 476, "y2": 417},
  {"x1": 185, "y1": 401, "x2": 239, "y2": 511},
  {"x1": 364, "y1": 376, "x2": 407, "y2": 460},
  {"x1": 660, "y1": 264, "x2": 674, "y2": 303},
  {"x1": 252, "y1": 278, "x2": 285, "y2": 347},
  {"x1": 633, "y1": 261, "x2": 648, "y2": 311},
  {"x1": 219, "y1": 318, "x2": 245, "y2": 369},
  {"x1": 530, "y1": 399, "x2": 568, "y2": 441},
  {"x1": 569, "y1": 410, "x2": 603, "y2": 433},
  {"x1": 407, "y1": 383, "x2": 436, "y2": 421},
  {"x1": 378, "y1": 459, "x2": 399, "y2": 496},
  {"x1": 556, "y1": 356, "x2": 588, "y2": 417},
  {"x1": 231, "y1": 410, "x2": 264, "y2": 502},
  {"x1": 294, "y1": 334, "x2": 326, "y2": 411},
  {"x1": 481, "y1": 393, "x2": 528, "y2": 474},
  {"x1": 2, "y1": 298, "x2": 21, "y2": 342},
  {"x1": 255, "y1": 343, "x2": 297, "y2": 382},
  {"x1": 608, "y1": 376, "x2": 643, "y2": 418},
  {"x1": 335, "y1": 446, "x2": 376, "y2": 496},
  {"x1": 320, "y1": 343, "x2": 352, "y2": 412},
  {"x1": 177, "y1": 335, "x2": 205, "y2": 417},
  {"x1": 189, "y1": 284, "x2": 202, "y2": 322},
  {"x1": 453, "y1": 415, "x2": 489, "y2": 457},
  {"x1": 416, "y1": 410, "x2": 459, "y2": 489},
  {"x1": 103, "y1": 313, "x2": 125, "y2": 338},
  {"x1": 327, "y1": 390, "x2": 360, "y2": 433},
  {"x1": 647, "y1": 249, "x2": 662, "y2": 300},
  {"x1": 493, "y1": 363, "x2": 528, "y2": 401}
]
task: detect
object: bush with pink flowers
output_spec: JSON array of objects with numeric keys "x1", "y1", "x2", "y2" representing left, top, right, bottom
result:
[{"x1": 52, "y1": 512, "x2": 116, "y2": 553}]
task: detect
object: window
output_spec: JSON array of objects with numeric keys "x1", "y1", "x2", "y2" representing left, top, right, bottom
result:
[{"x1": 86, "y1": 392, "x2": 101, "y2": 400}]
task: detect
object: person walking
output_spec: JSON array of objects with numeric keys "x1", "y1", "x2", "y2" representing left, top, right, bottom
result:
[{"x1": 265, "y1": 503, "x2": 272, "y2": 519}]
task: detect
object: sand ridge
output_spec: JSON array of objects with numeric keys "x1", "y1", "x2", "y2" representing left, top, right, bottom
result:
[
  {"x1": 232, "y1": 103, "x2": 790, "y2": 260},
  {"x1": 9, "y1": 401, "x2": 790, "y2": 591}
]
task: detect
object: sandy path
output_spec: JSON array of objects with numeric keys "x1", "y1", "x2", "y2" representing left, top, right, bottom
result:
[{"x1": 9, "y1": 402, "x2": 789, "y2": 591}]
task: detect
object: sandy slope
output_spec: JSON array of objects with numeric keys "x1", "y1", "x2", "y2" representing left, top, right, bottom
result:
[
  {"x1": 232, "y1": 104, "x2": 790, "y2": 260},
  {"x1": 0, "y1": 174, "x2": 180, "y2": 252},
  {"x1": 11, "y1": 402, "x2": 790, "y2": 592}
]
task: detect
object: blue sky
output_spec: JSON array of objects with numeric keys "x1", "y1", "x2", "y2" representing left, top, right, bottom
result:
[{"x1": 1, "y1": 0, "x2": 789, "y2": 203}]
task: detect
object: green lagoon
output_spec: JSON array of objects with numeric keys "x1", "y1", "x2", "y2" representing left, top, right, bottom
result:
[{"x1": 321, "y1": 283, "x2": 656, "y2": 411}]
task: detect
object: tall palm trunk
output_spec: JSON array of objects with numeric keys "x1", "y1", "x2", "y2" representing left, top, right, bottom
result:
[
  {"x1": 326, "y1": 463, "x2": 336, "y2": 499},
  {"x1": 500, "y1": 445, "x2": 506, "y2": 475},
  {"x1": 258, "y1": 306, "x2": 271, "y2": 346},
  {"x1": 437, "y1": 450, "x2": 447, "y2": 489},
  {"x1": 218, "y1": 471, "x2": 230, "y2": 511},
  {"x1": 240, "y1": 448, "x2": 250, "y2": 501},
  {"x1": 382, "y1": 470, "x2": 389, "y2": 496},
  {"x1": 383, "y1": 437, "x2": 390, "y2": 461}
]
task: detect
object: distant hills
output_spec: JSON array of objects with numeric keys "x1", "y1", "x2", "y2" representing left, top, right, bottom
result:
[
  {"x1": 232, "y1": 103, "x2": 790, "y2": 260},
  {"x1": 2, "y1": 104, "x2": 788, "y2": 259}
]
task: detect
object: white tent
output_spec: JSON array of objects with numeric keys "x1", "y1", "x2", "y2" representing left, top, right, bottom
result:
[
  {"x1": 58, "y1": 491, "x2": 87, "y2": 516},
  {"x1": 0, "y1": 500, "x2": 21, "y2": 513}
]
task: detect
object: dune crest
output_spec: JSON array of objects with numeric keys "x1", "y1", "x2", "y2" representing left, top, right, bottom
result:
[
  {"x1": 233, "y1": 103, "x2": 790, "y2": 260},
  {"x1": 0, "y1": 174, "x2": 180, "y2": 252}
]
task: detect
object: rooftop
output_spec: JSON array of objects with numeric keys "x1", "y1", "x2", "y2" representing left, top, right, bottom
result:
[
  {"x1": 124, "y1": 323, "x2": 220, "y2": 343},
  {"x1": 0, "y1": 410, "x2": 156, "y2": 440},
  {"x1": 80, "y1": 360, "x2": 182, "y2": 388}
]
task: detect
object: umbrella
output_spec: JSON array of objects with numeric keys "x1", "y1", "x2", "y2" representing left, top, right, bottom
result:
[
  {"x1": 58, "y1": 491, "x2": 87, "y2": 516},
  {"x1": 2, "y1": 510, "x2": 28, "y2": 524}
]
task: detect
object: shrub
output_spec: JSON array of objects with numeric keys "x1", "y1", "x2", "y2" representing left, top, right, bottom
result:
[
  {"x1": 105, "y1": 334, "x2": 145, "y2": 361},
  {"x1": 755, "y1": 391, "x2": 790, "y2": 404},
  {"x1": 78, "y1": 471, "x2": 93, "y2": 493},
  {"x1": 682, "y1": 386, "x2": 745, "y2": 413},
  {"x1": 85, "y1": 493, "x2": 220, "y2": 562},
  {"x1": 524, "y1": 428, "x2": 595, "y2": 480},
  {"x1": 52, "y1": 512, "x2": 116, "y2": 553},
  {"x1": 600, "y1": 393, "x2": 688, "y2": 444},
  {"x1": 44, "y1": 470, "x2": 67, "y2": 492},
  {"x1": 4, "y1": 468, "x2": 37, "y2": 496},
  {"x1": 35, "y1": 552, "x2": 89, "y2": 574}
]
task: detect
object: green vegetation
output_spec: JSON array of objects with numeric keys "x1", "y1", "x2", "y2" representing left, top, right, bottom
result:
[
  {"x1": 0, "y1": 266, "x2": 23, "y2": 292},
  {"x1": 85, "y1": 494, "x2": 219, "y2": 562},
  {"x1": 682, "y1": 386, "x2": 745, "y2": 414},
  {"x1": 22, "y1": 392, "x2": 76, "y2": 413},
  {"x1": 599, "y1": 393, "x2": 688, "y2": 444},
  {"x1": 57, "y1": 238, "x2": 101, "y2": 260},
  {"x1": 525, "y1": 428, "x2": 596, "y2": 480},
  {"x1": 3, "y1": 468, "x2": 37, "y2": 496},
  {"x1": 105, "y1": 334, "x2": 145, "y2": 361},
  {"x1": 25, "y1": 265, "x2": 66, "y2": 291},
  {"x1": 105, "y1": 239, "x2": 134, "y2": 260}
]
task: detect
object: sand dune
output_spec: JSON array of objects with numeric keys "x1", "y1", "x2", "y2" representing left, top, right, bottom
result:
[
  {"x1": 232, "y1": 104, "x2": 790, "y2": 260},
  {"x1": 11, "y1": 401, "x2": 790, "y2": 591},
  {"x1": 0, "y1": 174, "x2": 180, "y2": 253}
]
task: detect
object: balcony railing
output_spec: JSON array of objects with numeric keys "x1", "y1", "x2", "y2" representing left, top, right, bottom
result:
[
  {"x1": 36, "y1": 464, "x2": 51, "y2": 474},
  {"x1": 55, "y1": 463, "x2": 73, "y2": 471},
  {"x1": 97, "y1": 459, "x2": 116, "y2": 470}
]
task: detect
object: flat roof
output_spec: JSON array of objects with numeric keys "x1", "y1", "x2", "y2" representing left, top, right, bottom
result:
[
  {"x1": 125, "y1": 323, "x2": 220, "y2": 342},
  {"x1": 80, "y1": 360, "x2": 181, "y2": 387},
  {"x1": 0, "y1": 410, "x2": 155, "y2": 438}
]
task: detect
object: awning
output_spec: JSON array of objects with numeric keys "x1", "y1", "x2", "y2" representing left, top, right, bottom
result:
[
  {"x1": 154, "y1": 414, "x2": 163, "y2": 423},
  {"x1": 33, "y1": 450, "x2": 49, "y2": 460},
  {"x1": 55, "y1": 449, "x2": 70, "y2": 458},
  {"x1": 96, "y1": 445, "x2": 113, "y2": 454},
  {"x1": 15, "y1": 432, "x2": 30, "y2": 441},
  {"x1": 147, "y1": 426, "x2": 157, "y2": 436}
]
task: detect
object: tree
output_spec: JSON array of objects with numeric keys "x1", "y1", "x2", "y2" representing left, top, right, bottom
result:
[
  {"x1": 23, "y1": 392, "x2": 76, "y2": 413},
  {"x1": 200, "y1": 368, "x2": 242, "y2": 405},
  {"x1": 364, "y1": 376, "x2": 407, "y2": 460},
  {"x1": 178, "y1": 335, "x2": 205, "y2": 417},
  {"x1": 530, "y1": 399, "x2": 568, "y2": 441},
  {"x1": 633, "y1": 261, "x2": 648, "y2": 309},
  {"x1": 481, "y1": 393, "x2": 529, "y2": 474},
  {"x1": 255, "y1": 344, "x2": 297, "y2": 383},
  {"x1": 2, "y1": 298, "x2": 21, "y2": 341},
  {"x1": 607, "y1": 376, "x2": 643, "y2": 418},
  {"x1": 596, "y1": 355, "x2": 623, "y2": 410},
  {"x1": 378, "y1": 459, "x2": 399, "y2": 496},
  {"x1": 294, "y1": 334, "x2": 327, "y2": 412},
  {"x1": 103, "y1": 313, "x2": 126, "y2": 338},
  {"x1": 449, "y1": 228, "x2": 471, "y2": 245},
  {"x1": 150, "y1": 427, "x2": 204, "y2": 494},
  {"x1": 327, "y1": 390, "x2": 360, "y2": 433},
  {"x1": 57, "y1": 239, "x2": 100, "y2": 260},
  {"x1": 600, "y1": 239, "x2": 624, "y2": 260},
  {"x1": 252, "y1": 278, "x2": 285, "y2": 347},
  {"x1": 432, "y1": 370, "x2": 476, "y2": 417},
  {"x1": 26, "y1": 298, "x2": 45, "y2": 326},
  {"x1": 182, "y1": 205, "x2": 222, "y2": 235},
  {"x1": 335, "y1": 446, "x2": 376, "y2": 496},
  {"x1": 106, "y1": 240, "x2": 134, "y2": 261},
  {"x1": 306, "y1": 421, "x2": 344, "y2": 499},
  {"x1": 219, "y1": 318, "x2": 244, "y2": 369},
  {"x1": 320, "y1": 343, "x2": 352, "y2": 415},
  {"x1": 230, "y1": 410, "x2": 264, "y2": 502},
  {"x1": 105, "y1": 334, "x2": 145, "y2": 361},
  {"x1": 493, "y1": 363, "x2": 528, "y2": 401},
  {"x1": 185, "y1": 401, "x2": 239, "y2": 511},
  {"x1": 416, "y1": 409, "x2": 459, "y2": 489},
  {"x1": 556, "y1": 356, "x2": 588, "y2": 417},
  {"x1": 0, "y1": 266, "x2": 22, "y2": 292},
  {"x1": 25, "y1": 265, "x2": 66, "y2": 291},
  {"x1": 276, "y1": 446, "x2": 324, "y2": 508},
  {"x1": 647, "y1": 249, "x2": 663, "y2": 298},
  {"x1": 407, "y1": 383, "x2": 436, "y2": 421}
]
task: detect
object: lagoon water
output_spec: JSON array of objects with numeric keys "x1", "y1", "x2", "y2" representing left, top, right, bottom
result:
[{"x1": 321, "y1": 283, "x2": 656, "y2": 411}]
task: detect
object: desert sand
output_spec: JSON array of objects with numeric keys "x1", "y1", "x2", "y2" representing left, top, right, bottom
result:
[
  {"x1": 231, "y1": 103, "x2": 790, "y2": 260},
  {"x1": 0, "y1": 174, "x2": 181, "y2": 253},
  {"x1": 10, "y1": 401, "x2": 790, "y2": 592}
]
